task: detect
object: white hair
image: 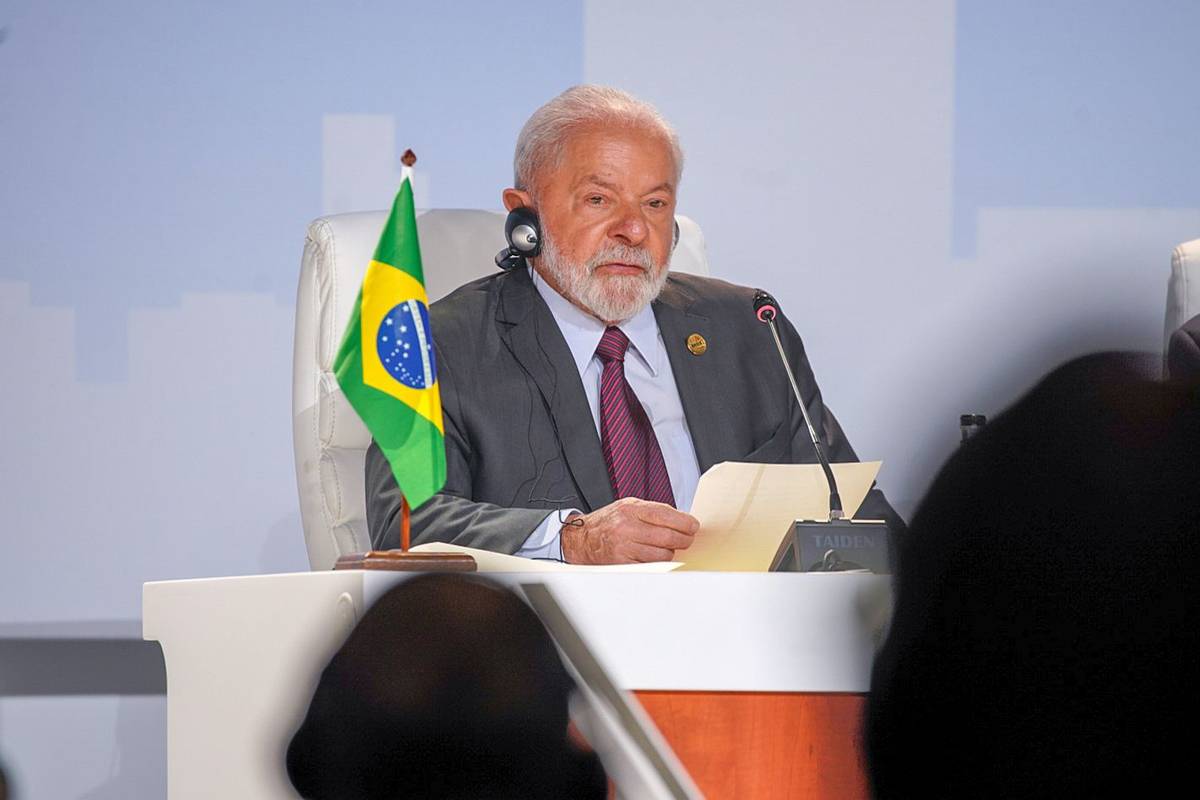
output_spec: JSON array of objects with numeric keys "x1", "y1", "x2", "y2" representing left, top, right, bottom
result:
[{"x1": 513, "y1": 85, "x2": 684, "y2": 193}]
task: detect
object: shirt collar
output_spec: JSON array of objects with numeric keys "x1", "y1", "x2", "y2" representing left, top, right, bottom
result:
[{"x1": 529, "y1": 266, "x2": 662, "y2": 376}]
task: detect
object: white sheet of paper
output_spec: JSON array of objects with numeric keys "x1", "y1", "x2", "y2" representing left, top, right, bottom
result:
[
  {"x1": 675, "y1": 461, "x2": 883, "y2": 572},
  {"x1": 410, "y1": 542, "x2": 684, "y2": 573}
]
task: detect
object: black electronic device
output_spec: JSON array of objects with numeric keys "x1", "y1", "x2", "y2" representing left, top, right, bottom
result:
[
  {"x1": 786, "y1": 519, "x2": 890, "y2": 573},
  {"x1": 960, "y1": 413, "x2": 987, "y2": 443},
  {"x1": 494, "y1": 206, "x2": 542, "y2": 270},
  {"x1": 753, "y1": 289, "x2": 891, "y2": 573}
]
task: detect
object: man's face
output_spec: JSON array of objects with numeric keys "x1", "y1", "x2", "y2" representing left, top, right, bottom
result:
[{"x1": 506, "y1": 124, "x2": 678, "y2": 323}]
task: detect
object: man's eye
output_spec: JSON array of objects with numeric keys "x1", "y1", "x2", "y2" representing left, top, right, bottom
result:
[
  {"x1": 586, "y1": 195, "x2": 604, "y2": 205},
  {"x1": 647, "y1": 199, "x2": 666, "y2": 209}
]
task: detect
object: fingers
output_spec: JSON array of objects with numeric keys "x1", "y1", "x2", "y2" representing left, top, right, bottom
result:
[
  {"x1": 623, "y1": 542, "x2": 677, "y2": 563},
  {"x1": 631, "y1": 500, "x2": 700, "y2": 535},
  {"x1": 628, "y1": 520, "x2": 694, "y2": 552}
]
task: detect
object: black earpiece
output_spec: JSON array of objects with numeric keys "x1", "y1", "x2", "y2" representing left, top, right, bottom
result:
[
  {"x1": 495, "y1": 206, "x2": 542, "y2": 270},
  {"x1": 506, "y1": 207, "x2": 542, "y2": 256},
  {"x1": 494, "y1": 209, "x2": 681, "y2": 270}
]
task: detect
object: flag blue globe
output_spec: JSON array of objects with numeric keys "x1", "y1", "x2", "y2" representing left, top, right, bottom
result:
[{"x1": 376, "y1": 300, "x2": 437, "y2": 389}]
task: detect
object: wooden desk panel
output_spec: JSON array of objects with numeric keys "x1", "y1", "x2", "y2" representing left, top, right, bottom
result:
[{"x1": 634, "y1": 691, "x2": 869, "y2": 799}]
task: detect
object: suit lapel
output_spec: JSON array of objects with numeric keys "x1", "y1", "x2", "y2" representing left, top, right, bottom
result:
[
  {"x1": 653, "y1": 278, "x2": 735, "y2": 473},
  {"x1": 495, "y1": 269, "x2": 615, "y2": 511}
]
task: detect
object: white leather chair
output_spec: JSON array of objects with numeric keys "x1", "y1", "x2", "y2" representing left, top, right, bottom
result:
[
  {"x1": 293, "y1": 210, "x2": 712, "y2": 570},
  {"x1": 1164, "y1": 238, "x2": 1200, "y2": 360}
]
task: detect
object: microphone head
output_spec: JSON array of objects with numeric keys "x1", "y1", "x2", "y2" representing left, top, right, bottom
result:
[
  {"x1": 495, "y1": 248, "x2": 523, "y2": 271},
  {"x1": 753, "y1": 289, "x2": 779, "y2": 323}
]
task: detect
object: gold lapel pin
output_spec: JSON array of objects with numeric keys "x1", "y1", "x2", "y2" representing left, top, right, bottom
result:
[{"x1": 686, "y1": 333, "x2": 708, "y2": 356}]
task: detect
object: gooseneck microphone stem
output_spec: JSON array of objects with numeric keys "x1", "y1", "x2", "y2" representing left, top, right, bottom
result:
[
  {"x1": 754, "y1": 290, "x2": 844, "y2": 521},
  {"x1": 763, "y1": 318, "x2": 844, "y2": 520}
]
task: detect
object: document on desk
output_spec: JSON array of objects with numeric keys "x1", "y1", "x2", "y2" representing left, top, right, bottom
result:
[
  {"x1": 676, "y1": 461, "x2": 883, "y2": 572},
  {"x1": 410, "y1": 542, "x2": 684, "y2": 573}
]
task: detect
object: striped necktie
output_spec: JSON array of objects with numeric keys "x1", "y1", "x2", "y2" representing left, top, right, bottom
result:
[{"x1": 595, "y1": 326, "x2": 676, "y2": 506}]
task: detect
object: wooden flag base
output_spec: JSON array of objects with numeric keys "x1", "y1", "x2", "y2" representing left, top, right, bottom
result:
[
  {"x1": 333, "y1": 495, "x2": 476, "y2": 572},
  {"x1": 334, "y1": 550, "x2": 476, "y2": 572}
]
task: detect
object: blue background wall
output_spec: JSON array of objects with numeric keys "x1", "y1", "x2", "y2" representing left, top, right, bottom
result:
[
  {"x1": 0, "y1": 1, "x2": 584, "y2": 796},
  {"x1": 1, "y1": 1, "x2": 1197, "y2": 796}
]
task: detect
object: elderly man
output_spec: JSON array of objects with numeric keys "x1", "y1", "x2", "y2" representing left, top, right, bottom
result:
[{"x1": 366, "y1": 85, "x2": 902, "y2": 564}]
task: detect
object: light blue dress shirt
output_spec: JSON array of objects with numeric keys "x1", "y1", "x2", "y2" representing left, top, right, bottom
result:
[{"x1": 513, "y1": 268, "x2": 703, "y2": 560}]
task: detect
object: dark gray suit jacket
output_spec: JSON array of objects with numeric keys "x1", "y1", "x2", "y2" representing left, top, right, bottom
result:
[
  {"x1": 366, "y1": 267, "x2": 904, "y2": 552},
  {"x1": 1168, "y1": 313, "x2": 1200, "y2": 381}
]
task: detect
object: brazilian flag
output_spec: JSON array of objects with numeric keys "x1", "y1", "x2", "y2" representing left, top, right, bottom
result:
[{"x1": 333, "y1": 174, "x2": 445, "y2": 508}]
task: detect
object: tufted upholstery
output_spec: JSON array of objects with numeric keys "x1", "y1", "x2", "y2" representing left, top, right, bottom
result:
[{"x1": 292, "y1": 209, "x2": 712, "y2": 570}]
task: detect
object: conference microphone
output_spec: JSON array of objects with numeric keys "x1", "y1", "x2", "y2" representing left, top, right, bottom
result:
[
  {"x1": 752, "y1": 290, "x2": 843, "y2": 520},
  {"x1": 494, "y1": 247, "x2": 525, "y2": 271},
  {"x1": 752, "y1": 290, "x2": 892, "y2": 573}
]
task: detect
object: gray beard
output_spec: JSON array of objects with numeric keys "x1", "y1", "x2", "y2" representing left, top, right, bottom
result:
[{"x1": 537, "y1": 232, "x2": 669, "y2": 324}]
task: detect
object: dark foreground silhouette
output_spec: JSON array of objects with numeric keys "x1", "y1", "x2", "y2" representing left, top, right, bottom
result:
[
  {"x1": 287, "y1": 574, "x2": 605, "y2": 799},
  {"x1": 867, "y1": 354, "x2": 1199, "y2": 798}
]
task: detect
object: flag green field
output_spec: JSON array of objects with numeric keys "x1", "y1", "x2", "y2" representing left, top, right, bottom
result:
[{"x1": 333, "y1": 176, "x2": 446, "y2": 508}]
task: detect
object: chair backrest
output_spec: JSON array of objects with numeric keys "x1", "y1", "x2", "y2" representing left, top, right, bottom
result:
[
  {"x1": 1165, "y1": 238, "x2": 1200, "y2": 356},
  {"x1": 292, "y1": 210, "x2": 712, "y2": 570}
]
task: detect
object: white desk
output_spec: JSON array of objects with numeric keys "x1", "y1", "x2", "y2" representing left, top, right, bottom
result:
[{"x1": 143, "y1": 571, "x2": 887, "y2": 799}]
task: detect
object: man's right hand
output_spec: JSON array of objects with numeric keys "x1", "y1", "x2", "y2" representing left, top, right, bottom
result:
[{"x1": 560, "y1": 498, "x2": 700, "y2": 564}]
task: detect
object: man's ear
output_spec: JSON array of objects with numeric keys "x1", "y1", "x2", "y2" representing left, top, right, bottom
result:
[{"x1": 502, "y1": 188, "x2": 533, "y2": 212}]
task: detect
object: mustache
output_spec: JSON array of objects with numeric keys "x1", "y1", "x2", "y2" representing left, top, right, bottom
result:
[{"x1": 584, "y1": 243, "x2": 658, "y2": 273}]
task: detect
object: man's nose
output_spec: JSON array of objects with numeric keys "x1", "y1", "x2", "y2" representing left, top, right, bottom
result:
[{"x1": 608, "y1": 204, "x2": 648, "y2": 246}]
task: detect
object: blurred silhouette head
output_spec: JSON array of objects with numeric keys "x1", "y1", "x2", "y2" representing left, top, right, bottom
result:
[
  {"x1": 867, "y1": 354, "x2": 1200, "y2": 798},
  {"x1": 287, "y1": 574, "x2": 605, "y2": 800}
]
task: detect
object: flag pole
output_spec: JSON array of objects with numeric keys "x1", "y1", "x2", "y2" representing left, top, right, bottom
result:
[
  {"x1": 400, "y1": 495, "x2": 411, "y2": 552},
  {"x1": 332, "y1": 148, "x2": 474, "y2": 573}
]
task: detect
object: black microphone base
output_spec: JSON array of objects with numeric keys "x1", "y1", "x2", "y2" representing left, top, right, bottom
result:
[{"x1": 771, "y1": 519, "x2": 892, "y2": 574}]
